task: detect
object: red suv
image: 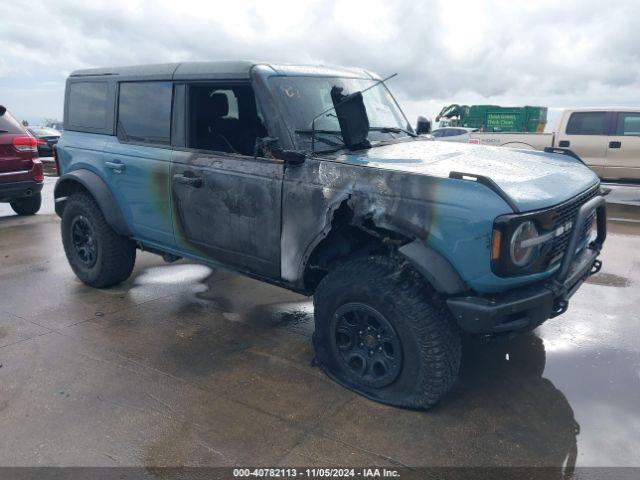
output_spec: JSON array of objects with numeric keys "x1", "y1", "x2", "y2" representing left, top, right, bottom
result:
[{"x1": 0, "y1": 105, "x2": 43, "y2": 215}]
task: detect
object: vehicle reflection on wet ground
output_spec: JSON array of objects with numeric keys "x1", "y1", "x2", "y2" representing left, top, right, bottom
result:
[{"x1": 0, "y1": 183, "x2": 638, "y2": 469}]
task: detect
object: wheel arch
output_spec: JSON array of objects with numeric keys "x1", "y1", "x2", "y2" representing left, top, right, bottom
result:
[
  {"x1": 301, "y1": 199, "x2": 468, "y2": 296},
  {"x1": 396, "y1": 240, "x2": 468, "y2": 295},
  {"x1": 54, "y1": 169, "x2": 131, "y2": 236}
]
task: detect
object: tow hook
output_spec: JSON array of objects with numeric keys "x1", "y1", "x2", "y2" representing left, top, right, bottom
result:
[
  {"x1": 590, "y1": 259, "x2": 603, "y2": 276},
  {"x1": 551, "y1": 299, "x2": 569, "y2": 317},
  {"x1": 547, "y1": 279, "x2": 569, "y2": 318}
]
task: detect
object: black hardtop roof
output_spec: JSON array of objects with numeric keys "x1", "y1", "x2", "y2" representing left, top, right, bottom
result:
[{"x1": 69, "y1": 61, "x2": 378, "y2": 81}]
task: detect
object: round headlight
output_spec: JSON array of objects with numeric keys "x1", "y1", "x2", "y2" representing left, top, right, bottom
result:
[{"x1": 510, "y1": 221, "x2": 540, "y2": 267}]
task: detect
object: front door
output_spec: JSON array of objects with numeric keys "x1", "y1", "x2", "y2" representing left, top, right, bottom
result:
[
  {"x1": 170, "y1": 82, "x2": 283, "y2": 278},
  {"x1": 605, "y1": 111, "x2": 640, "y2": 181}
]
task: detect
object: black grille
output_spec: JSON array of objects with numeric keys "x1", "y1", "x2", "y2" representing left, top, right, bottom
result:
[{"x1": 548, "y1": 186, "x2": 599, "y2": 263}]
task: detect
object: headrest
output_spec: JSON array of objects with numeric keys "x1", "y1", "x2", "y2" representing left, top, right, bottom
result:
[{"x1": 207, "y1": 92, "x2": 229, "y2": 118}]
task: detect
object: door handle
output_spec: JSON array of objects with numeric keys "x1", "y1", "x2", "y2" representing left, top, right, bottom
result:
[
  {"x1": 609, "y1": 141, "x2": 621, "y2": 149},
  {"x1": 558, "y1": 140, "x2": 570, "y2": 148},
  {"x1": 173, "y1": 173, "x2": 202, "y2": 188},
  {"x1": 105, "y1": 161, "x2": 126, "y2": 173}
]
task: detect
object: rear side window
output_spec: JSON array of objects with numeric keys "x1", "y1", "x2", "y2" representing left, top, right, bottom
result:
[
  {"x1": 68, "y1": 82, "x2": 108, "y2": 129},
  {"x1": 117, "y1": 82, "x2": 172, "y2": 145},
  {"x1": 0, "y1": 109, "x2": 24, "y2": 134},
  {"x1": 616, "y1": 113, "x2": 640, "y2": 136},
  {"x1": 565, "y1": 112, "x2": 607, "y2": 135}
]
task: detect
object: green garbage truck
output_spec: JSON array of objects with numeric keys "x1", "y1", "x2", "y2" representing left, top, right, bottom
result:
[{"x1": 435, "y1": 104, "x2": 547, "y2": 133}]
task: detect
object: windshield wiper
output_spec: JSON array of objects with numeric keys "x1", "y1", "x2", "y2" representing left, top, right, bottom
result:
[
  {"x1": 369, "y1": 126, "x2": 417, "y2": 138},
  {"x1": 296, "y1": 128, "x2": 342, "y2": 136},
  {"x1": 295, "y1": 129, "x2": 345, "y2": 148}
]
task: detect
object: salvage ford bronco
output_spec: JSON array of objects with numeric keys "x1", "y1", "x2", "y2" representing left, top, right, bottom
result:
[{"x1": 54, "y1": 62, "x2": 606, "y2": 409}]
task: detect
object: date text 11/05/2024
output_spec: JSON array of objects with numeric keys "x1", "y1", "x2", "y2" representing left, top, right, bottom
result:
[{"x1": 233, "y1": 468, "x2": 400, "y2": 477}]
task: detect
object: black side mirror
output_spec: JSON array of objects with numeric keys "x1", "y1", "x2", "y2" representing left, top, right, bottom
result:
[
  {"x1": 330, "y1": 86, "x2": 370, "y2": 150},
  {"x1": 0, "y1": 105, "x2": 6, "y2": 117},
  {"x1": 416, "y1": 116, "x2": 431, "y2": 135}
]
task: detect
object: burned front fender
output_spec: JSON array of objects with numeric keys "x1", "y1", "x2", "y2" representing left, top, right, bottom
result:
[{"x1": 280, "y1": 156, "x2": 514, "y2": 293}]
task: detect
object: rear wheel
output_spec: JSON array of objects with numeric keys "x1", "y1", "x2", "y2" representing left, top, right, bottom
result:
[
  {"x1": 313, "y1": 256, "x2": 461, "y2": 409},
  {"x1": 61, "y1": 192, "x2": 136, "y2": 288},
  {"x1": 10, "y1": 193, "x2": 41, "y2": 215}
]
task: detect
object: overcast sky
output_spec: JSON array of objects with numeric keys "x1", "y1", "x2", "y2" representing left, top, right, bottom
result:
[{"x1": 1, "y1": 0, "x2": 639, "y2": 128}]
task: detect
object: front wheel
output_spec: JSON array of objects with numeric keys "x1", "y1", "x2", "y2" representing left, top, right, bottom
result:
[
  {"x1": 61, "y1": 192, "x2": 136, "y2": 288},
  {"x1": 313, "y1": 256, "x2": 461, "y2": 409},
  {"x1": 10, "y1": 193, "x2": 41, "y2": 215}
]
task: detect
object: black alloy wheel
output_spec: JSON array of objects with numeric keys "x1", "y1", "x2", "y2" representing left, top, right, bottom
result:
[
  {"x1": 332, "y1": 303, "x2": 403, "y2": 388},
  {"x1": 71, "y1": 215, "x2": 98, "y2": 267}
]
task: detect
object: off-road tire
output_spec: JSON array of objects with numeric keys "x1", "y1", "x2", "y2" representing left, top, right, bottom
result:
[
  {"x1": 61, "y1": 192, "x2": 136, "y2": 288},
  {"x1": 10, "y1": 193, "x2": 41, "y2": 215},
  {"x1": 313, "y1": 255, "x2": 461, "y2": 409}
]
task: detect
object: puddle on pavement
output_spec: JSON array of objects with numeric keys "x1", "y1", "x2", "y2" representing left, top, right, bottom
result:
[
  {"x1": 134, "y1": 264, "x2": 213, "y2": 286},
  {"x1": 116, "y1": 264, "x2": 214, "y2": 302},
  {"x1": 195, "y1": 270, "x2": 314, "y2": 330},
  {"x1": 585, "y1": 272, "x2": 632, "y2": 287},
  {"x1": 453, "y1": 330, "x2": 640, "y2": 468},
  {"x1": 239, "y1": 302, "x2": 314, "y2": 327},
  {"x1": 452, "y1": 334, "x2": 579, "y2": 469}
]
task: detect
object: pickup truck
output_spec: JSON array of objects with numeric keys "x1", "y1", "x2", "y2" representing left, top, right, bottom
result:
[
  {"x1": 54, "y1": 62, "x2": 607, "y2": 409},
  {"x1": 469, "y1": 108, "x2": 640, "y2": 182}
]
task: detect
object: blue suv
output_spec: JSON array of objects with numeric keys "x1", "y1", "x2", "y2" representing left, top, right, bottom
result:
[{"x1": 54, "y1": 62, "x2": 606, "y2": 408}]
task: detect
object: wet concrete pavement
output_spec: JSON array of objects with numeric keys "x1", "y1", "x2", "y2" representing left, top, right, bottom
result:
[{"x1": 0, "y1": 181, "x2": 639, "y2": 469}]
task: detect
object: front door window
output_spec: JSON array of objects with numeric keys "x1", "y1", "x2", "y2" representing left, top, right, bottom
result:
[{"x1": 187, "y1": 84, "x2": 267, "y2": 156}]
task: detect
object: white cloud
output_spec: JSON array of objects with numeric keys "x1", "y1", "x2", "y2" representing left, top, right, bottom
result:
[{"x1": 1, "y1": 0, "x2": 639, "y2": 125}]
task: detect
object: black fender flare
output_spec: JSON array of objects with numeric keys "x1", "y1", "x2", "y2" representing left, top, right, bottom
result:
[
  {"x1": 54, "y1": 169, "x2": 131, "y2": 236},
  {"x1": 397, "y1": 240, "x2": 468, "y2": 295}
]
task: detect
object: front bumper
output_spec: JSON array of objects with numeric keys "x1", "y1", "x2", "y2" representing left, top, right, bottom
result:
[
  {"x1": 0, "y1": 180, "x2": 44, "y2": 203},
  {"x1": 447, "y1": 195, "x2": 607, "y2": 334}
]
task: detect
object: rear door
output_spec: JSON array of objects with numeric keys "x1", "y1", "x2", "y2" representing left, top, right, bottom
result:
[
  {"x1": 605, "y1": 111, "x2": 640, "y2": 181},
  {"x1": 555, "y1": 111, "x2": 610, "y2": 177},
  {"x1": 104, "y1": 81, "x2": 175, "y2": 247}
]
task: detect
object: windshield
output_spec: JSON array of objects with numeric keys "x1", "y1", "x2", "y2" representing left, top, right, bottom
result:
[{"x1": 269, "y1": 76, "x2": 412, "y2": 152}]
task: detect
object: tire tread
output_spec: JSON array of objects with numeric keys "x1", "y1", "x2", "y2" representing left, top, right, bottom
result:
[{"x1": 61, "y1": 192, "x2": 135, "y2": 288}]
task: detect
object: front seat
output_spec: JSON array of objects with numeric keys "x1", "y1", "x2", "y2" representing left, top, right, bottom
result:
[{"x1": 196, "y1": 93, "x2": 238, "y2": 153}]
